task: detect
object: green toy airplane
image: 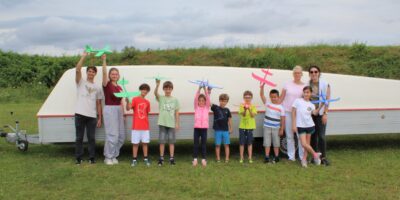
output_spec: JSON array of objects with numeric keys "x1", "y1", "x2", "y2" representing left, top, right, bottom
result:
[
  {"x1": 85, "y1": 45, "x2": 112, "y2": 57},
  {"x1": 113, "y1": 77, "x2": 140, "y2": 102}
]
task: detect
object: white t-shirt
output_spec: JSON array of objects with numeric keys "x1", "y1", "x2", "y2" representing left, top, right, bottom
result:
[
  {"x1": 75, "y1": 79, "x2": 103, "y2": 118},
  {"x1": 292, "y1": 98, "x2": 315, "y2": 128}
]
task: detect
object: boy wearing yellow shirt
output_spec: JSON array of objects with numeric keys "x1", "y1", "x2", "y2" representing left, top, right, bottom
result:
[{"x1": 239, "y1": 90, "x2": 257, "y2": 163}]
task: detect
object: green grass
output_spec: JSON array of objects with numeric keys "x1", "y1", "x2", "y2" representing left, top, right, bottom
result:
[{"x1": 1, "y1": 103, "x2": 400, "y2": 199}]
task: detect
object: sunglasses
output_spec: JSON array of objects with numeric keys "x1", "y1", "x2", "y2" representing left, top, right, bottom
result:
[{"x1": 310, "y1": 71, "x2": 319, "y2": 74}]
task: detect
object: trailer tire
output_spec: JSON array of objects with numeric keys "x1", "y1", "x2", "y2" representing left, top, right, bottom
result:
[{"x1": 17, "y1": 140, "x2": 28, "y2": 152}]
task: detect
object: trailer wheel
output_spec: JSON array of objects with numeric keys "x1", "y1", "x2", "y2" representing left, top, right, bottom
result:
[
  {"x1": 279, "y1": 135, "x2": 299, "y2": 156},
  {"x1": 17, "y1": 140, "x2": 28, "y2": 152}
]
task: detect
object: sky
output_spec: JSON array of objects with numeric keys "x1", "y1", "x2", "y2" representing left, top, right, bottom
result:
[{"x1": 0, "y1": 0, "x2": 399, "y2": 56}]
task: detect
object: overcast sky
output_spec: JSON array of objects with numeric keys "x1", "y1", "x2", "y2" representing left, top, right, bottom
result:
[{"x1": 1, "y1": 0, "x2": 399, "y2": 56}]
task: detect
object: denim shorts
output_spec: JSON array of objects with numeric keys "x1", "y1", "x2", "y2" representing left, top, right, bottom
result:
[
  {"x1": 297, "y1": 127, "x2": 315, "y2": 135},
  {"x1": 239, "y1": 129, "x2": 254, "y2": 145}
]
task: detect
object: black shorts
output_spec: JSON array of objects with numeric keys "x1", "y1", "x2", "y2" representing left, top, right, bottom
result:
[
  {"x1": 297, "y1": 127, "x2": 315, "y2": 135},
  {"x1": 239, "y1": 129, "x2": 254, "y2": 145}
]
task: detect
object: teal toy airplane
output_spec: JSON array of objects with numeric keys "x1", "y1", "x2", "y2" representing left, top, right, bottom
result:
[
  {"x1": 113, "y1": 77, "x2": 140, "y2": 102},
  {"x1": 85, "y1": 45, "x2": 112, "y2": 57}
]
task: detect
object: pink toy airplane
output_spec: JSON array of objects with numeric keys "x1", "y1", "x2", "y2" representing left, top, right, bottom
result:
[{"x1": 251, "y1": 67, "x2": 277, "y2": 87}]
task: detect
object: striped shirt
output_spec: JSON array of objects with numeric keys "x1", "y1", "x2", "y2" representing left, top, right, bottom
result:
[{"x1": 264, "y1": 103, "x2": 285, "y2": 128}]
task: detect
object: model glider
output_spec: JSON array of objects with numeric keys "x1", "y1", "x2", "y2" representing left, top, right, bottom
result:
[
  {"x1": 145, "y1": 74, "x2": 170, "y2": 81},
  {"x1": 188, "y1": 79, "x2": 223, "y2": 89},
  {"x1": 251, "y1": 67, "x2": 277, "y2": 87},
  {"x1": 114, "y1": 77, "x2": 140, "y2": 101},
  {"x1": 311, "y1": 90, "x2": 340, "y2": 105},
  {"x1": 85, "y1": 45, "x2": 112, "y2": 57}
]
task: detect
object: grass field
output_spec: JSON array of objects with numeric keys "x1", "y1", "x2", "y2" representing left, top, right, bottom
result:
[{"x1": 1, "y1": 104, "x2": 400, "y2": 199}]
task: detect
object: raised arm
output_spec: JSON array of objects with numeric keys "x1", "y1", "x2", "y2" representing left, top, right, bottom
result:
[
  {"x1": 194, "y1": 86, "x2": 201, "y2": 108},
  {"x1": 279, "y1": 88, "x2": 286, "y2": 104},
  {"x1": 75, "y1": 52, "x2": 87, "y2": 84},
  {"x1": 205, "y1": 87, "x2": 211, "y2": 108},
  {"x1": 101, "y1": 54, "x2": 108, "y2": 87},
  {"x1": 260, "y1": 83, "x2": 267, "y2": 105},
  {"x1": 154, "y1": 79, "x2": 160, "y2": 101}
]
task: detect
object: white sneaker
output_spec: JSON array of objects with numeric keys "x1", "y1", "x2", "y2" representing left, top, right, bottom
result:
[
  {"x1": 112, "y1": 158, "x2": 119, "y2": 164},
  {"x1": 201, "y1": 159, "x2": 207, "y2": 167},
  {"x1": 314, "y1": 153, "x2": 322, "y2": 165},
  {"x1": 301, "y1": 159, "x2": 308, "y2": 168},
  {"x1": 192, "y1": 158, "x2": 198, "y2": 167},
  {"x1": 104, "y1": 158, "x2": 113, "y2": 165}
]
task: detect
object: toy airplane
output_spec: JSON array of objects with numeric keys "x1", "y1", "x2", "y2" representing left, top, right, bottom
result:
[
  {"x1": 251, "y1": 67, "x2": 277, "y2": 87},
  {"x1": 85, "y1": 45, "x2": 112, "y2": 57},
  {"x1": 145, "y1": 74, "x2": 170, "y2": 81},
  {"x1": 113, "y1": 77, "x2": 140, "y2": 101},
  {"x1": 311, "y1": 90, "x2": 340, "y2": 105},
  {"x1": 188, "y1": 79, "x2": 223, "y2": 89}
]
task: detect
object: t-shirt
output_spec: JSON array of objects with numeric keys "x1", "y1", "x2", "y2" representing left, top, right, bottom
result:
[
  {"x1": 264, "y1": 103, "x2": 285, "y2": 128},
  {"x1": 75, "y1": 79, "x2": 103, "y2": 118},
  {"x1": 292, "y1": 98, "x2": 315, "y2": 128},
  {"x1": 282, "y1": 81, "x2": 306, "y2": 112},
  {"x1": 131, "y1": 97, "x2": 150, "y2": 130},
  {"x1": 157, "y1": 96, "x2": 180, "y2": 128},
  {"x1": 211, "y1": 104, "x2": 232, "y2": 131},
  {"x1": 238, "y1": 104, "x2": 257, "y2": 129},
  {"x1": 103, "y1": 82, "x2": 122, "y2": 105}
]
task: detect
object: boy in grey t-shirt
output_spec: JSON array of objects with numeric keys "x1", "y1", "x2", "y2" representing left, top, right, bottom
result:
[{"x1": 74, "y1": 52, "x2": 103, "y2": 165}]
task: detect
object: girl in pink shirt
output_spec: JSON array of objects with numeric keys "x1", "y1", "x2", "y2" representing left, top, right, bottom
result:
[{"x1": 192, "y1": 86, "x2": 211, "y2": 167}]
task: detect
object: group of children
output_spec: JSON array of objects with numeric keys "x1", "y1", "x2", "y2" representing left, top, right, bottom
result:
[{"x1": 127, "y1": 78, "x2": 322, "y2": 168}]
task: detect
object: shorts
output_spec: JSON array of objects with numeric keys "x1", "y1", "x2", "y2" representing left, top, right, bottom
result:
[
  {"x1": 159, "y1": 125, "x2": 176, "y2": 144},
  {"x1": 214, "y1": 130, "x2": 230, "y2": 145},
  {"x1": 263, "y1": 127, "x2": 280, "y2": 147},
  {"x1": 131, "y1": 130, "x2": 150, "y2": 144},
  {"x1": 239, "y1": 129, "x2": 254, "y2": 145},
  {"x1": 297, "y1": 127, "x2": 315, "y2": 135}
]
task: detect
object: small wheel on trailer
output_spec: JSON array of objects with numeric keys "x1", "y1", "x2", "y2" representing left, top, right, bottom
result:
[
  {"x1": 16, "y1": 140, "x2": 29, "y2": 152},
  {"x1": 279, "y1": 135, "x2": 299, "y2": 157}
]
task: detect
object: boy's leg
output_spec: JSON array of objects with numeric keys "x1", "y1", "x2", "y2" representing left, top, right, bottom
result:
[
  {"x1": 215, "y1": 131, "x2": 222, "y2": 161},
  {"x1": 74, "y1": 114, "x2": 86, "y2": 160},
  {"x1": 133, "y1": 144, "x2": 139, "y2": 159},
  {"x1": 86, "y1": 116, "x2": 97, "y2": 160},
  {"x1": 168, "y1": 127, "x2": 176, "y2": 159},
  {"x1": 200, "y1": 129, "x2": 207, "y2": 159},
  {"x1": 143, "y1": 143, "x2": 148, "y2": 158},
  {"x1": 264, "y1": 127, "x2": 272, "y2": 157},
  {"x1": 158, "y1": 126, "x2": 166, "y2": 159},
  {"x1": 223, "y1": 131, "x2": 230, "y2": 161},
  {"x1": 271, "y1": 128, "x2": 281, "y2": 157},
  {"x1": 239, "y1": 129, "x2": 245, "y2": 160},
  {"x1": 142, "y1": 130, "x2": 150, "y2": 158},
  {"x1": 247, "y1": 130, "x2": 254, "y2": 160}
]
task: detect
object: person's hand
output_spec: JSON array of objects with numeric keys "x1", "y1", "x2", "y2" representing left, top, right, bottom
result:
[
  {"x1": 82, "y1": 52, "x2": 88, "y2": 57},
  {"x1": 175, "y1": 123, "x2": 180, "y2": 132},
  {"x1": 101, "y1": 54, "x2": 106, "y2": 61},
  {"x1": 260, "y1": 82, "x2": 265, "y2": 88},
  {"x1": 96, "y1": 119, "x2": 102, "y2": 128},
  {"x1": 292, "y1": 126, "x2": 297, "y2": 135},
  {"x1": 322, "y1": 114, "x2": 328, "y2": 125},
  {"x1": 229, "y1": 127, "x2": 233, "y2": 134},
  {"x1": 156, "y1": 79, "x2": 160, "y2": 85},
  {"x1": 279, "y1": 128, "x2": 284, "y2": 136}
]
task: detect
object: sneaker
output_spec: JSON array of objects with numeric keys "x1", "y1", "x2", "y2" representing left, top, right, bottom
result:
[
  {"x1": 225, "y1": 160, "x2": 229, "y2": 163},
  {"x1": 314, "y1": 153, "x2": 322, "y2": 165},
  {"x1": 131, "y1": 159, "x2": 138, "y2": 167},
  {"x1": 321, "y1": 158, "x2": 330, "y2": 166},
  {"x1": 249, "y1": 159, "x2": 253, "y2": 164},
  {"x1": 158, "y1": 159, "x2": 164, "y2": 166},
  {"x1": 201, "y1": 159, "x2": 207, "y2": 167},
  {"x1": 301, "y1": 159, "x2": 308, "y2": 168},
  {"x1": 89, "y1": 158, "x2": 96, "y2": 164},
  {"x1": 273, "y1": 156, "x2": 280, "y2": 163},
  {"x1": 264, "y1": 157, "x2": 270, "y2": 163},
  {"x1": 144, "y1": 158, "x2": 151, "y2": 166},
  {"x1": 216, "y1": 160, "x2": 221, "y2": 163},
  {"x1": 169, "y1": 158, "x2": 176, "y2": 165},
  {"x1": 112, "y1": 158, "x2": 119, "y2": 165},
  {"x1": 75, "y1": 158, "x2": 82, "y2": 165},
  {"x1": 239, "y1": 159, "x2": 244, "y2": 164},
  {"x1": 104, "y1": 158, "x2": 113, "y2": 165},
  {"x1": 192, "y1": 159, "x2": 198, "y2": 167}
]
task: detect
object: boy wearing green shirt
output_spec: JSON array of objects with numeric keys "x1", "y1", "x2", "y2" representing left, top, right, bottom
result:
[
  {"x1": 154, "y1": 80, "x2": 180, "y2": 166},
  {"x1": 239, "y1": 90, "x2": 257, "y2": 163}
]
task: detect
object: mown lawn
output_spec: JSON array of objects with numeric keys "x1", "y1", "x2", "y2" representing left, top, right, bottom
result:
[{"x1": 0, "y1": 103, "x2": 399, "y2": 199}]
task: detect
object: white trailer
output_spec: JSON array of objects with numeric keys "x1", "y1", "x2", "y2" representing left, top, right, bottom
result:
[{"x1": 36, "y1": 66, "x2": 400, "y2": 145}]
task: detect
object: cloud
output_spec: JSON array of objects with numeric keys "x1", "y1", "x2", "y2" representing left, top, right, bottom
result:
[{"x1": 0, "y1": 0, "x2": 399, "y2": 56}]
